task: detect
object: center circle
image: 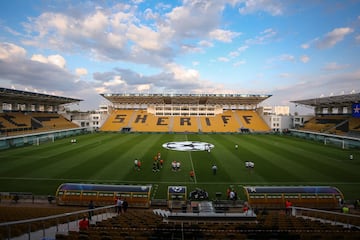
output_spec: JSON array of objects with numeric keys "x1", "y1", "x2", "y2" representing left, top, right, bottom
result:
[{"x1": 162, "y1": 141, "x2": 215, "y2": 151}]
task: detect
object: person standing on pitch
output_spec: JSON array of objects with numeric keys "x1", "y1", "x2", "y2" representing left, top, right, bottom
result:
[
  {"x1": 212, "y1": 164, "x2": 218, "y2": 175},
  {"x1": 189, "y1": 170, "x2": 195, "y2": 181}
]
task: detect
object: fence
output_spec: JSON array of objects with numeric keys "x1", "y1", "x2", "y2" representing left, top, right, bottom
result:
[
  {"x1": 290, "y1": 129, "x2": 360, "y2": 150},
  {"x1": 0, "y1": 128, "x2": 87, "y2": 150}
]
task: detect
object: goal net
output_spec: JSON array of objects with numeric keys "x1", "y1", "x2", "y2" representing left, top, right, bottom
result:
[
  {"x1": 34, "y1": 135, "x2": 55, "y2": 146},
  {"x1": 324, "y1": 137, "x2": 347, "y2": 149}
]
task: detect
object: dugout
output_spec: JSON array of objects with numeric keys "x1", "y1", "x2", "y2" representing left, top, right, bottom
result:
[
  {"x1": 243, "y1": 186, "x2": 344, "y2": 209},
  {"x1": 56, "y1": 183, "x2": 152, "y2": 208},
  {"x1": 167, "y1": 186, "x2": 187, "y2": 210}
]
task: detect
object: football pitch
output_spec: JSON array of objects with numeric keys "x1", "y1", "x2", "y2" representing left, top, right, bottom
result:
[{"x1": 0, "y1": 133, "x2": 359, "y2": 200}]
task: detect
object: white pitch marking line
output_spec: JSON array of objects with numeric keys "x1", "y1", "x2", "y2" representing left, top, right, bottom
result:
[{"x1": 185, "y1": 135, "x2": 197, "y2": 183}]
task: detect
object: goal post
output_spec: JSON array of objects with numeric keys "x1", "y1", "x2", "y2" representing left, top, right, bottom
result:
[
  {"x1": 34, "y1": 135, "x2": 55, "y2": 146},
  {"x1": 324, "y1": 137, "x2": 346, "y2": 149}
]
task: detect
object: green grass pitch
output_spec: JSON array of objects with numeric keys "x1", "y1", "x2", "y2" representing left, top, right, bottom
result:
[{"x1": 0, "y1": 133, "x2": 359, "y2": 201}]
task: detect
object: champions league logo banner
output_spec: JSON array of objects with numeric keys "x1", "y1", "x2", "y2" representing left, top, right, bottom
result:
[
  {"x1": 352, "y1": 103, "x2": 360, "y2": 118},
  {"x1": 162, "y1": 141, "x2": 214, "y2": 151}
]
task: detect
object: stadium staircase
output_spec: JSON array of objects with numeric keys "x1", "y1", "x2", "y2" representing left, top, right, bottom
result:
[
  {"x1": 196, "y1": 117, "x2": 202, "y2": 132},
  {"x1": 233, "y1": 110, "x2": 244, "y2": 129},
  {"x1": 126, "y1": 110, "x2": 138, "y2": 130}
]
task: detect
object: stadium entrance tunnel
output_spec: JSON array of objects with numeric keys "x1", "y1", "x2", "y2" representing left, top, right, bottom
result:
[{"x1": 162, "y1": 141, "x2": 214, "y2": 151}]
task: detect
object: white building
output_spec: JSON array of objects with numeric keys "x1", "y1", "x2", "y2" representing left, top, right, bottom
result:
[
  {"x1": 64, "y1": 105, "x2": 110, "y2": 131},
  {"x1": 261, "y1": 106, "x2": 293, "y2": 132}
]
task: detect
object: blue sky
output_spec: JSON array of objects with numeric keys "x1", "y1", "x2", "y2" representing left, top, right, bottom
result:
[{"x1": 0, "y1": 0, "x2": 359, "y2": 113}]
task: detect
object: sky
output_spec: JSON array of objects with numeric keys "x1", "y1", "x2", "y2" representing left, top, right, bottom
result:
[{"x1": 0, "y1": 0, "x2": 359, "y2": 114}]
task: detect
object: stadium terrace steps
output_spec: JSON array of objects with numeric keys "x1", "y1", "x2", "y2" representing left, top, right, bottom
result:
[
  {"x1": 301, "y1": 115, "x2": 352, "y2": 134},
  {"x1": 130, "y1": 110, "x2": 170, "y2": 132},
  {"x1": 1, "y1": 201, "x2": 359, "y2": 240},
  {"x1": 0, "y1": 113, "x2": 32, "y2": 130},
  {"x1": 100, "y1": 109, "x2": 271, "y2": 133},
  {"x1": 172, "y1": 116, "x2": 199, "y2": 132},
  {"x1": 236, "y1": 110, "x2": 270, "y2": 132},
  {"x1": 0, "y1": 112, "x2": 78, "y2": 136},
  {"x1": 30, "y1": 113, "x2": 78, "y2": 130},
  {"x1": 100, "y1": 109, "x2": 134, "y2": 131},
  {"x1": 349, "y1": 117, "x2": 360, "y2": 131},
  {"x1": 63, "y1": 209, "x2": 359, "y2": 240}
]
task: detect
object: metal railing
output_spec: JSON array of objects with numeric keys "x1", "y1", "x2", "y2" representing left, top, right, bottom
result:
[
  {"x1": 292, "y1": 206, "x2": 360, "y2": 229},
  {"x1": 0, "y1": 205, "x2": 116, "y2": 240}
]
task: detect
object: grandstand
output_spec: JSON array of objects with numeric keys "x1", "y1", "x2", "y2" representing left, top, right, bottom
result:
[
  {"x1": 1, "y1": 201, "x2": 359, "y2": 239},
  {"x1": 291, "y1": 93, "x2": 360, "y2": 138},
  {"x1": 100, "y1": 93, "x2": 272, "y2": 133},
  {"x1": 0, "y1": 87, "x2": 82, "y2": 137}
]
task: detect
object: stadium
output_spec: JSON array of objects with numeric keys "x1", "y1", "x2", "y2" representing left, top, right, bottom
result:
[{"x1": 0, "y1": 87, "x2": 360, "y2": 239}]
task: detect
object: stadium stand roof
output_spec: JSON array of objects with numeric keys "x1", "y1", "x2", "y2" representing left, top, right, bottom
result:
[
  {"x1": 0, "y1": 87, "x2": 82, "y2": 106},
  {"x1": 291, "y1": 93, "x2": 360, "y2": 108},
  {"x1": 100, "y1": 93, "x2": 272, "y2": 105}
]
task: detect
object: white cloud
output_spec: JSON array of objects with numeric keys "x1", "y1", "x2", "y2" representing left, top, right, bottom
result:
[
  {"x1": 136, "y1": 84, "x2": 151, "y2": 92},
  {"x1": 48, "y1": 55, "x2": 66, "y2": 68},
  {"x1": 166, "y1": 63, "x2": 200, "y2": 81},
  {"x1": 229, "y1": 51, "x2": 239, "y2": 58},
  {"x1": 82, "y1": 11, "x2": 109, "y2": 37},
  {"x1": 198, "y1": 40, "x2": 214, "y2": 48},
  {"x1": 279, "y1": 73, "x2": 291, "y2": 78},
  {"x1": 218, "y1": 57, "x2": 230, "y2": 62},
  {"x1": 322, "y1": 62, "x2": 349, "y2": 71},
  {"x1": 279, "y1": 54, "x2": 295, "y2": 62},
  {"x1": 238, "y1": 0, "x2": 284, "y2": 16},
  {"x1": 181, "y1": 44, "x2": 203, "y2": 54},
  {"x1": 238, "y1": 45, "x2": 249, "y2": 52},
  {"x1": 127, "y1": 24, "x2": 163, "y2": 51},
  {"x1": 209, "y1": 29, "x2": 241, "y2": 42},
  {"x1": 233, "y1": 60, "x2": 246, "y2": 66},
  {"x1": 315, "y1": 27, "x2": 354, "y2": 49},
  {"x1": 301, "y1": 43, "x2": 309, "y2": 49},
  {"x1": 0, "y1": 42, "x2": 26, "y2": 60},
  {"x1": 165, "y1": 1, "x2": 226, "y2": 39},
  {"x1": 300, "y1": 55, "x2": 310, "y2": 63},
  {"x1": 31, "y1": 54, "x2": 48, "y2": 64},
  {"x1": 131, "y1": 0, "x2": 144, "y2": 4},
  {"x1": 0, "y1": 50, "x2": 80, "y2": 94},
  {"x1": 103, "y1": 76, "x2": 126, "y2": 87},
  {"x1": 76, "y1": 68, "x2": 88, "y2": 76},
  {"x1": 31, "y1": 54, "x2": 66, "y2": 69},
  {"x1": 23, "y1": 8, "x2": 134, "y2": 60},
  {"x1": 144, "y1": 8, "x2": 158, "y2": 20},
  {"x1": 246, "y1": 28, "x2": 277, "y2": 45}
]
